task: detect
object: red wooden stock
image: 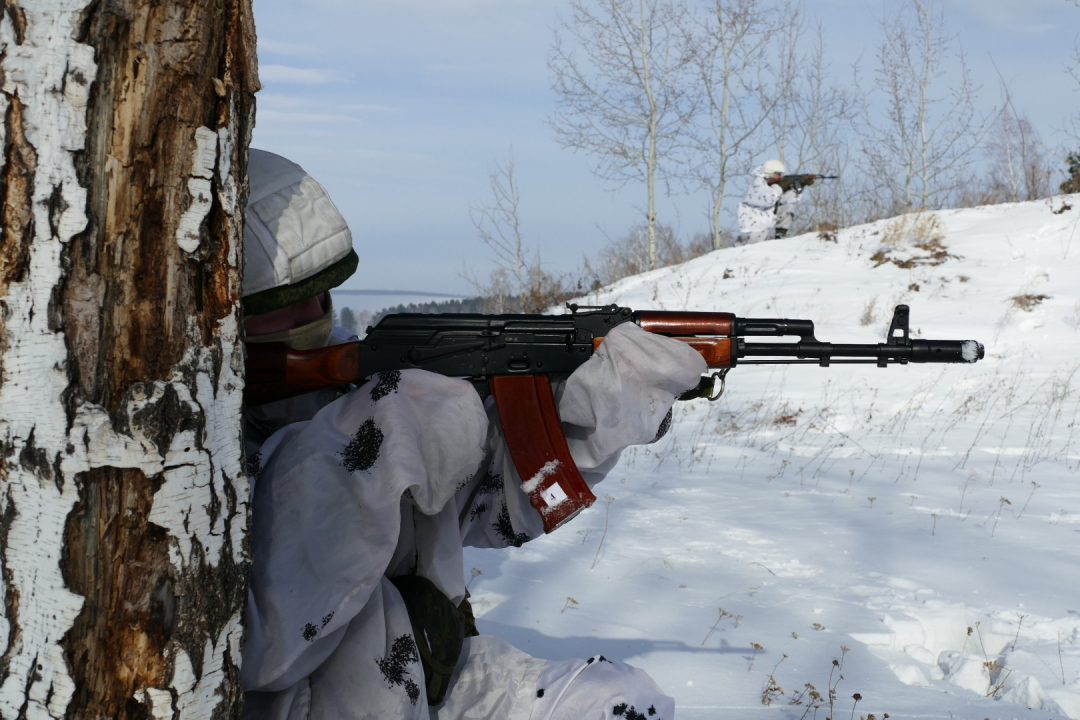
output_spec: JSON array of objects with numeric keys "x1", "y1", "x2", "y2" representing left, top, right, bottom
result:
[
  {"x1": 489, "y1": 375, "x2": 597, "y2": 533},
  {"x1": 636, "y1": 311, "x2": 734, "y2": 336},
  {"x1": 593, "y1": 335, "x2": 733, "y2": 368},
  {"x1": 674, "y1": 337, "x2": 734, "y2": 367},
  {"x1": 244, "y1": 341, "x2": 361, "y2": 406}
]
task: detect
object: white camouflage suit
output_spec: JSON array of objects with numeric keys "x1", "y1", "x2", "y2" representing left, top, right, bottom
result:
[
  {"x1": 736, "y1": 165, "x2": 802, "y2": 244},
  {"x1": 240, "y1": 322, "x2": 708, "y2": 720}
]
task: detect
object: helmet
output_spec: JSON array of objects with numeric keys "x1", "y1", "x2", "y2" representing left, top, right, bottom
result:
[
  {"x1": 242, "y1": 149, "x2": 358, "y2": 315},
  {"x1": 762, "y1": 159, "x2": 785, "y2": 176}
]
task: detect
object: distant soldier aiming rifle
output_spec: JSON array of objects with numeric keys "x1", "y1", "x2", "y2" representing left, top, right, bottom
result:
[
  {"x1": 737, "y1": 159, "x2": 837, "y2": 243},
  {"x1": 777, "y1": 173, "x2": 838, "y2": 192}
]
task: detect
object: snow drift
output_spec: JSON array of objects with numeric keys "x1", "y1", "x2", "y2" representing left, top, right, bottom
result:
[{"x1": 465, "y1": 196, "x2": 1080, "y2": 719}]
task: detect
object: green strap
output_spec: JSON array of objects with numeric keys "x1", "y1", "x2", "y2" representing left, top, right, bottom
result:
[
  {"x1": 242, "y1": 249, "x2": 359, "y2": 315},
  {"x1": 389, "y1": 575, "x2": 465, "y2": 706}
]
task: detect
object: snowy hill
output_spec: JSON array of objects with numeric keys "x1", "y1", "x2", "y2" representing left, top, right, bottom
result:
[{"x1": 463, "y1": 197, "x2": 1080, "y2": 719}]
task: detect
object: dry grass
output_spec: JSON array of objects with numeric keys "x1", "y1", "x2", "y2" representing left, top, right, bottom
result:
[
  {"x1": 860, "y1": 297, "x2": 878, "y2": 326},
  {"x1": 880, "y1": 213, "x2": 943, "y2": 247},
  {"x1": 870, "y1": 213, "x2": 957, "y2": 269},
  {"x1": 1009, "y1": 294, "x2": 1050, "y2": 312},
  {"x1": 816, "y1": 221, "x2": 840, "y2": 244}
]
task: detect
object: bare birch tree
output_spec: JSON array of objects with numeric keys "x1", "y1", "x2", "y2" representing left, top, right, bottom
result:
[
  {"x1": 1065, "y1": 35, "x2": 1080, "y2": 146},
  {"x1": 0, "y1": 0, "x2": 257, "y2": 716},
  {"x1": 769, "y1": 22, "x2": 859, "y2": 231},
  {"x1": 858, "y1": 0, "x2": 987, "y2": 213},
  {"x1": 549, "y1": 0, "x2": 697, "y2": 269},
  {"x1": 688, "y1": 0, "x2": 791, "y2": 250},
  {"x1": 470, "y1": 148, "x2": 530, "y2": 296},
  {"x1": 983, "y1": 85, "x2": 1053, "y2": 203}
]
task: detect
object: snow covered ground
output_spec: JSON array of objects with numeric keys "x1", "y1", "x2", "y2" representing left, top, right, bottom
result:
[{"x1": 463, "y1": 196, "x2": 1080, "y2": 719}]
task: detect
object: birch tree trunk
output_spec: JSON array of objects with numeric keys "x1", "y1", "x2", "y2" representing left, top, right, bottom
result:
[
  {"x1": 0, "y1": 0, "x2": 257, "y2": 717},
  {"x1": 690, "y1": 0, "x2": 787, "y2": 251},
  {"x1": 548, "y1": 0, "x2": 695, "y2": 272}
]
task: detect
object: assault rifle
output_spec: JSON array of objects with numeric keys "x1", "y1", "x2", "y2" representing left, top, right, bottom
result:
[
  {"x1": 245, "y1": 304, "x2": 983, "y2": 533},
  {"x1": 778, "y1": 173, "x2": 838, "y2": 191}
]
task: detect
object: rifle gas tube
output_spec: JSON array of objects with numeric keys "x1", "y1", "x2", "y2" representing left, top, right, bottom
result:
[{"x1": 245, "y1": 304, "x2": 983, "y2": 532}]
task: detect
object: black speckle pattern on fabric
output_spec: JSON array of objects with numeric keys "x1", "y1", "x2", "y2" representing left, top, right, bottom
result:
[
  {"x1": 455, "y1": 473, "x2": 475, "y2": 493},
  {"x1": 302, "y1": 623, "x2": 318, "y2": 642},
  {"x1": 493, "y1": 504, "x2": 530, "y2": 548},
  {"x1": 339, "y1": 417, "x2": 383, "y2": 472},
  {"x1": 370, "y1": 370, "x2": 402, "y2": 402},
  {"x1": 612, "y1": 704, "x2": 649, "y2": 720},
  {"x1": 649, "y1": 408, "x2": 673, "y2": 444},
  {"x1": 376, "y1": 634, "x2": 422, "y2": 706},
  {"x1": 321, "y1": 612, "x2": 334, "y2": 627},
  {"x1": 245, "y1": 451, "x2": 261, "y2": 480},
  {"x1": 469, "y1": 501, "x2": 488, "y2": 521},
  {"x1": 537, "y1": 688, "x2": 545, "y2": 698},
  {"x1": 477, "y1": 469, "x2": 504, "y2": 495},
  {"x1": 648, "y1": 706, "x2": 657, "y2": 716}
]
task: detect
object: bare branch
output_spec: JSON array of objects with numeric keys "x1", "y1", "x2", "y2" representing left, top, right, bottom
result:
[
  {"x1": 767, "y1": 15, "x2": 859, "y2": 232},
  {"x1": 549, "y1": 0, "x2": 698, "y2": 269},
  {"x1": 685, "y1": 0, "x2": 792, "y2": 249},
  {"x1": 469, "y1": 148, "x2": 529, "y2": 296},
  {"x1": 979, "y1": 76, "x2": 1055, "y2": 203},
  {"x1": 856, "y1": 0, "x2": 991, "y2": 213}
]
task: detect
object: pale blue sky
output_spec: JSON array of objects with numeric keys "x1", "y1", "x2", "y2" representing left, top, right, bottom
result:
[{"x1": 251, "y1": 0, "x2": 1078, "y2": 300}]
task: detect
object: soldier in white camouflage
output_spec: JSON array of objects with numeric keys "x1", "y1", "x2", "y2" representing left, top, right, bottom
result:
[
  {"x1": 240, "y1": 151, "x2": 705, "y2": 720},
  {"x1": 737, "y1": 158, "x2": 805, "y2": 243}
]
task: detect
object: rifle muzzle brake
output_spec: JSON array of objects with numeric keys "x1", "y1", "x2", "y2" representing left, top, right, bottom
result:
[{"x1": 910, "y1": 339, "x2": 985, "y2": 363}]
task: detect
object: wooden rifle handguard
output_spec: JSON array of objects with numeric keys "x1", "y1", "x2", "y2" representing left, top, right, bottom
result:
[{"x1": 244, "y1": 341, "x2": 361, "y2": 406}]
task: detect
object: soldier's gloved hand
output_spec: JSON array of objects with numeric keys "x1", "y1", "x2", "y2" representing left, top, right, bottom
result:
[
  {"x1": 802, "y1": 176, "x2": 816, "y2": 187},
  {"x1": 555, "y1": 322, "x2": 707, "y2": 471}
]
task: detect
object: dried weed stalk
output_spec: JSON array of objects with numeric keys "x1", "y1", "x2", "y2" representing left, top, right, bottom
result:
[
  {"x1": 591, "y1": 494, "x2": 616, "y2": 569},
  {"x1": 748, "y1": 642, "x2": 764, "y2": 672},
  {"x1": 760, "y1": 654, "x2": 787, "y2": 705}
]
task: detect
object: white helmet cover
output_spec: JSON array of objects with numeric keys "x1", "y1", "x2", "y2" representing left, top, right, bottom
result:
[
  {"x1": 243, "y1": 149, "x2": 357, "y2": 314},
  {"x1": 762, "y1": 159, "x2": 785, "y2": 176}
]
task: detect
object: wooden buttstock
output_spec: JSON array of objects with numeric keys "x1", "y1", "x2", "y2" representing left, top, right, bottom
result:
[
  {"x1": 244, "y1": 341, "x2": 362, "y2": 406},
  {"x1": 490, "y1": 375, "x2": 596, "y2": 534}
]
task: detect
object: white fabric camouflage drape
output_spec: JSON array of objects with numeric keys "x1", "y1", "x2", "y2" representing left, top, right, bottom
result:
[
  {"x1": 241, "y1": 323, "x2": 706, "y2": 719},
  {"x1": 737, "y1": 165, "x2": 802, "y2": 240}
]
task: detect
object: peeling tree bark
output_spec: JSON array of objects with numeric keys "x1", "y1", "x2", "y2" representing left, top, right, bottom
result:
[{"x1": 0, "y1": 1, "x2": 257, "y2": 718}]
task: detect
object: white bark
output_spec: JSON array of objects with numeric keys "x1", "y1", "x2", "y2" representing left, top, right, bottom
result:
[
  {"x1": 176, "y1": 127, "x2": 220, "y2": 254},
  {"x1": 0, "y1": 3, "x2": 97, "y2": 714},
  {"x1": 0, "y1": 1, "x2": 251, "y2": 717}
]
